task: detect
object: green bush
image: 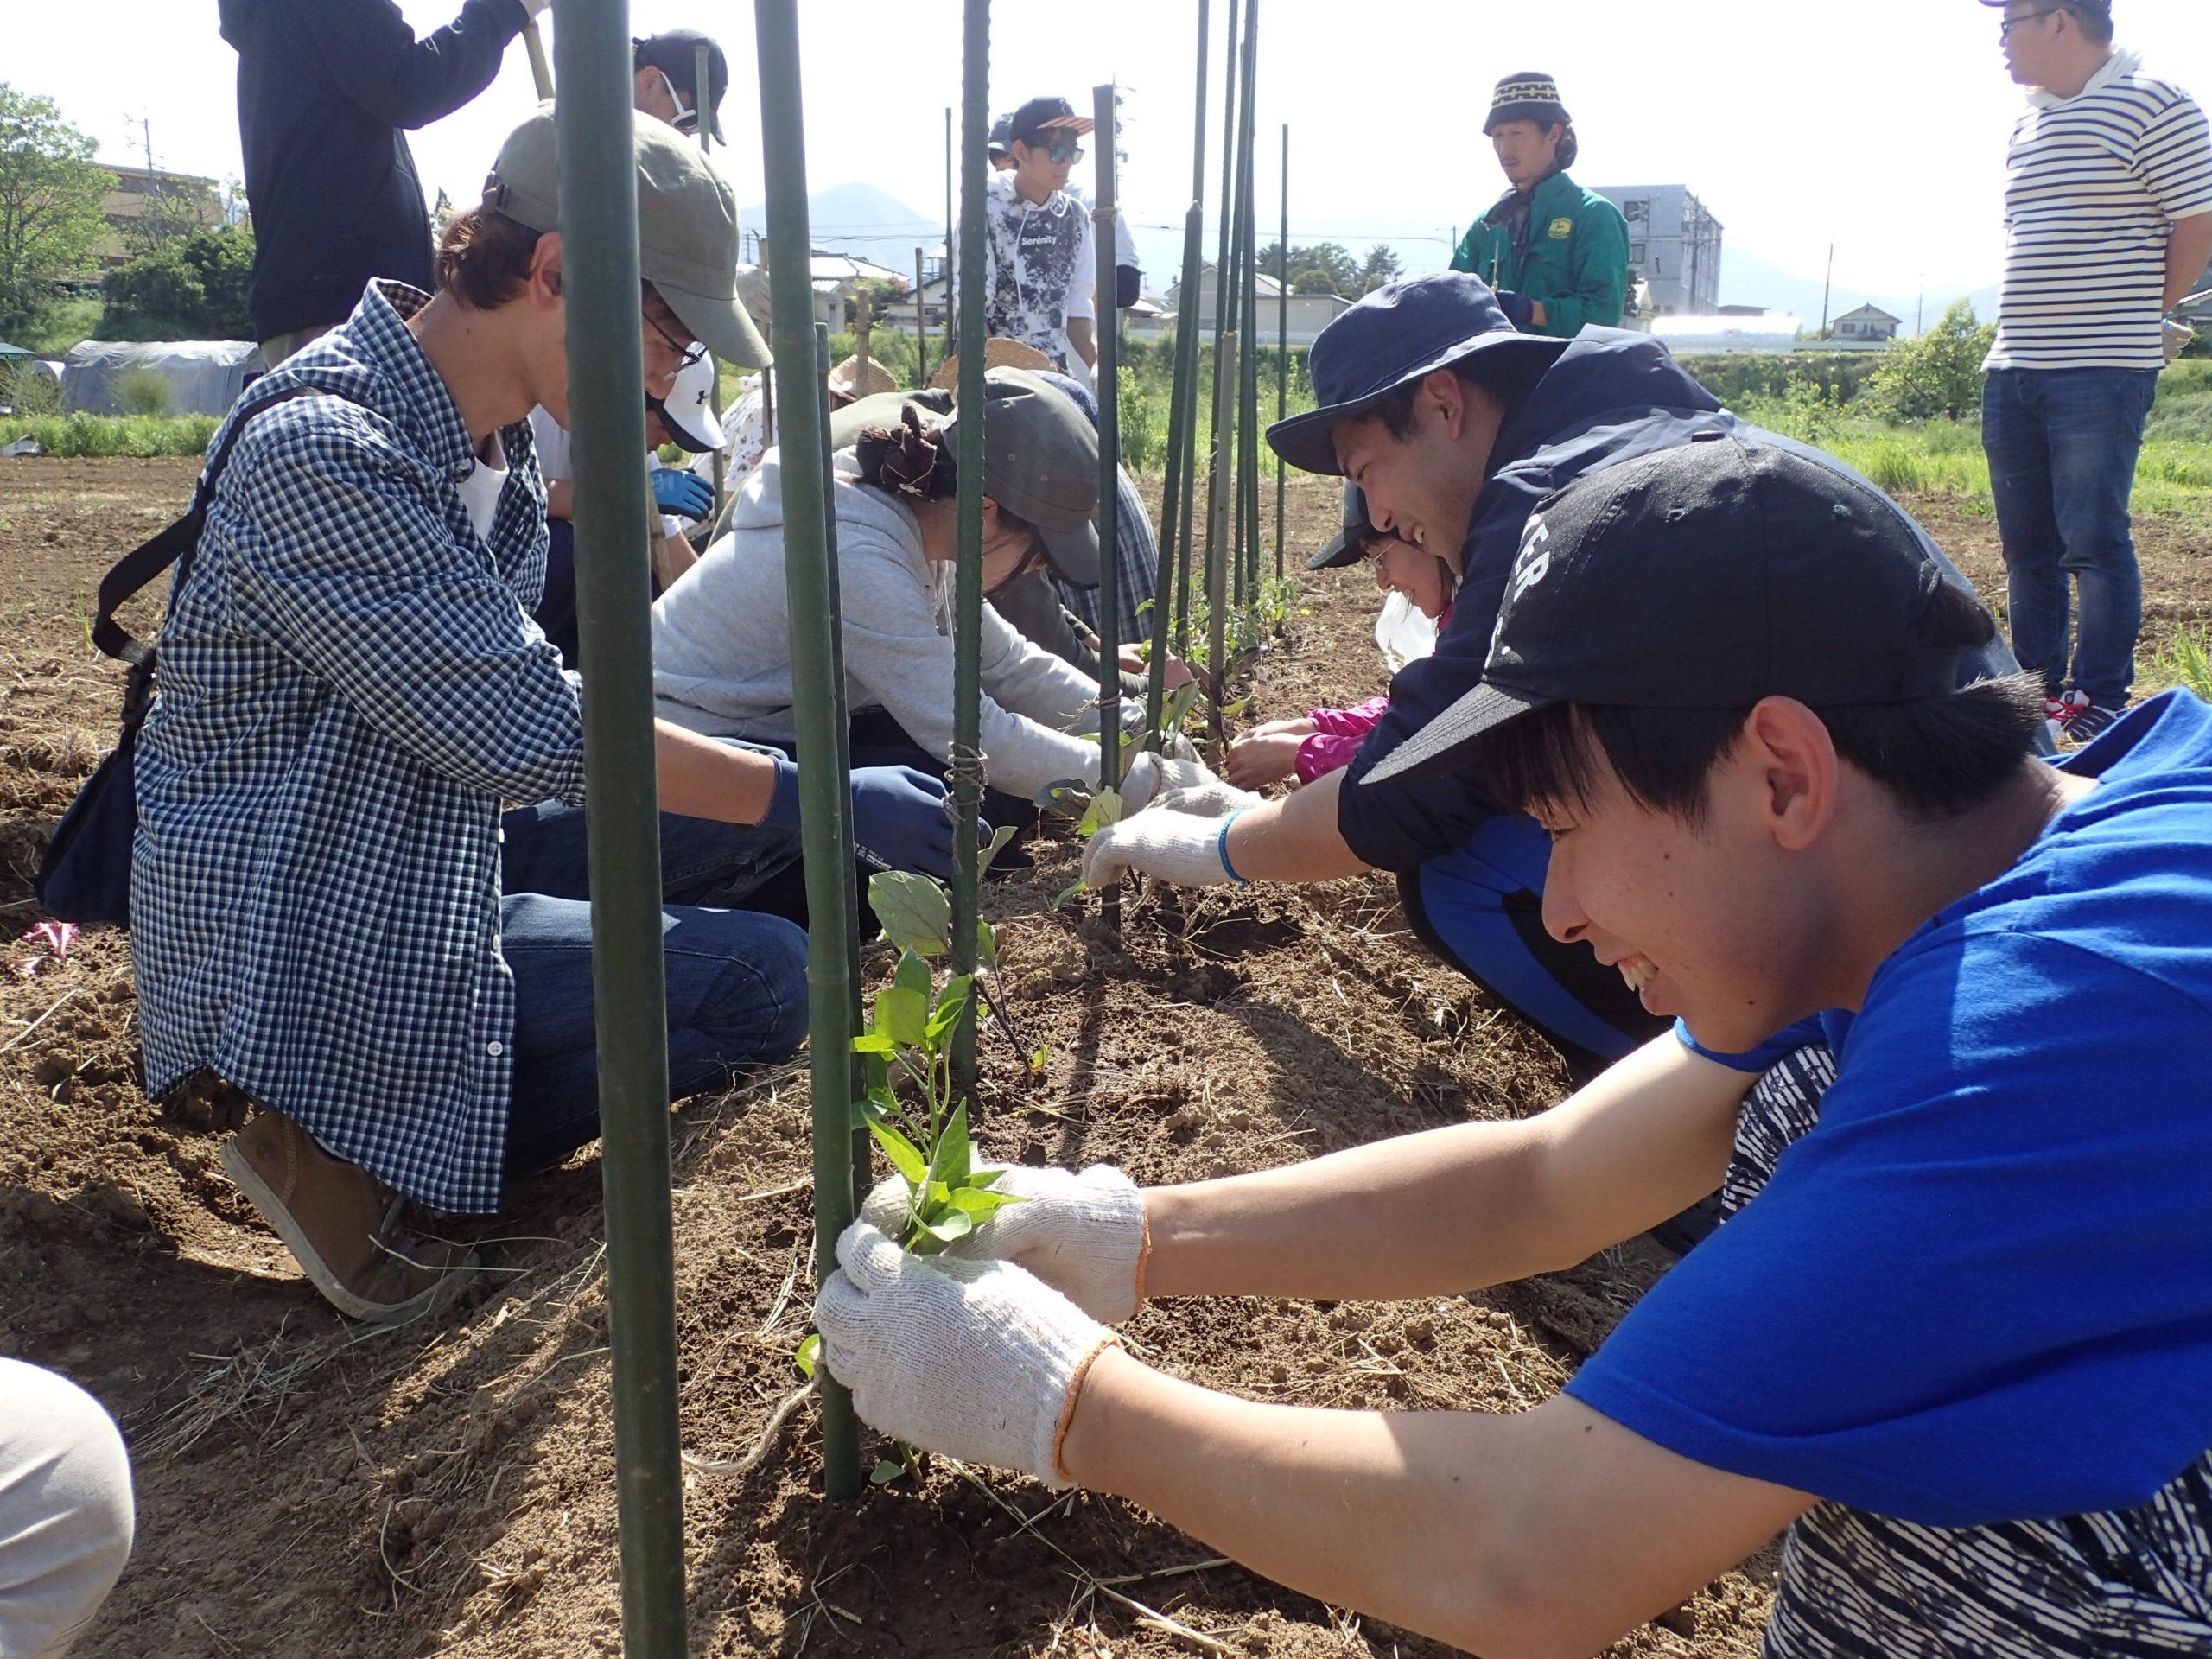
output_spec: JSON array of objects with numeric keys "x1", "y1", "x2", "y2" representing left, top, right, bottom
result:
[
  {"x1": 1674, "y1": 351, "x2": 1881, "y2": 410},
  {"x1": 0, "y1": 360, "x2": 59, "y2": 415},
  {"x1": 112, "y1": 363, "x2": 172, "y2": 416},
  {"x1": 101, "y1": 225, "x2": 257, "y2": 340},
  {"x1": 1866, "y1": 299, "x2": 1993, "y2": 423},
  {"x1": 0, "y1": 412, "x2": 217, "y2": 456}
]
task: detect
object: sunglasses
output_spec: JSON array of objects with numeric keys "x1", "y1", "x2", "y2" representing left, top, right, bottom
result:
[{"x1": 1046, "y1": 139, "x2": 1084, "y2": 165}]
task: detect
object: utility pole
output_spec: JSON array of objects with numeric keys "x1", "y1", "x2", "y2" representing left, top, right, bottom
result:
[{"x1": 1820, "y1": 242, "x2": 1834, "y2": 340}]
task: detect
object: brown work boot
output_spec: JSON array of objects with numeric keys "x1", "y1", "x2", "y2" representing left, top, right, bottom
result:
[{"x1": 219, "y1": 1108, "x2": 478, "y2": 1324}]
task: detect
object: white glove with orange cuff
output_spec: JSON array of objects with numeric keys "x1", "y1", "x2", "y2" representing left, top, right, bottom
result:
[
  {"x1": 860, "y1": 1163, "x2": 1148, "y2": 1323},
  {"x1": 1083, "y1": 806, "x2": 1251, "y2": 890},
  {"x1": 812, "y1": 1219, "x2": 1117, "y2": 1489}
]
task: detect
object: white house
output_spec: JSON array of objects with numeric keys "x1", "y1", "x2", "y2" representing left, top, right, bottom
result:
[
  {"x1": 1165, "y1": 266, "x2": 1353, "y2": 346},
  {"x1": 1831, "y1": 303, "x2": 1902, "y2": 343}
]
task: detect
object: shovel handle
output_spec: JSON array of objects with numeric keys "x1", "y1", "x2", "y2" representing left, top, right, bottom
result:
[{"x1": 522, "y1": 17, "x2": 555, "y2": 100}]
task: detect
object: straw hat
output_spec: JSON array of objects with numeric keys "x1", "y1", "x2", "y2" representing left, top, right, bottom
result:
[
  {"x1": 827, "y1": 353, "x2": 899, "y2": 402},
  {"x1": 928, "y1": 336, "x2": 1054, "y2": 390}
]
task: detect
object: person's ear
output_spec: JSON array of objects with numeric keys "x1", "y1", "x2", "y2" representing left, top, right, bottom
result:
[
  {"x1": 530, "y1": 232, "x2": 565, "y2": 312},
  {"x1": 1739, "y1": 697, "x2": 1839, "y2": 853},
  {"x1": 1424, "y1": 368, "x2": 1470, "y2": 440}
]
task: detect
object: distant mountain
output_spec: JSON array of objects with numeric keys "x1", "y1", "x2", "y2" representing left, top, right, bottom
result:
[
  {"x1": 738, "y1": 181, "x2": 942, "y2": 273},
  {"x1": 1719, "y1": 247, "x2": 1999, "y2": 337}
]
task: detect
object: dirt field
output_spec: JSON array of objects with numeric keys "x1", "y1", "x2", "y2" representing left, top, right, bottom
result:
[{"x1": 0, "y1": 453, "x2": 2201, "y2": 1658}]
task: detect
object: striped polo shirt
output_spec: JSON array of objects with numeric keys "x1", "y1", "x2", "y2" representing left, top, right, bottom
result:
[{"x1": 1986, "y1": 49, "x2": 2212, "y2": 372}]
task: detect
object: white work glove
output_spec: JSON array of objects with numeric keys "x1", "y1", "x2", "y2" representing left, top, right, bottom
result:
[
  {"x1": 813, "y1": 1220, "x2": 1116, "y2": 1489},
  {"x1": 1083, "y1": 804, "x2": 1245, "y2": 889},
  {"x1": 1119, "y1": 753, "x2": 1260, "y2": 818},
  {"x1": 861, "y1": 1164, "x2": 1148, "y2": 1323}
]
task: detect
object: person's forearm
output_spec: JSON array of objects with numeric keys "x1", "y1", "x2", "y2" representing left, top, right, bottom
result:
[
  {"x1": 652, "y1": 530, "x2": 697, "y2": 589},
  {"x1": 1142, "y1": 1033, "x2": 1747, "y2": 1301},
  {"x1": 544, "y1": 478, "x2": 574, "y2": 520},
  {"x1": 2165, "y1": 213, "x2": 2212, "y2": 312},
  {"x1": 1058, "y1": 1355, "x2": 1804, "y2": 1659},
  {"x1": 652, "y1": 720, "x2": 779, "y2": 823},
  {"x1": 1068, "y1": 318, "x2": 1097, "y2": 369},
  {"x1": 1223, "y1": 769, "x2": 1370, "y2": 880}
]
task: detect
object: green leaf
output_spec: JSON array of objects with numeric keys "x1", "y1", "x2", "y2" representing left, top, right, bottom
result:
[
  {"x1": 1220, "y1": 696, "x2": 1251, "y2": 718},
  {"x1": 869, "y1": 870, "x2": 951, "y2": 957},
  {"x1": 1050, "y1": 880, "x2": 1088, "y2": 911},
  {"x1": 867, "y1": 1118, "x2": 928, "y2": 1185},
  {"x1": 929, "y1": 1101, "x2": 975, "y2": 1193},
  {"x1": 925, "y1": 976, "x2": 973, "y2": 1048},
  {"x1": 1162, "y1": 681, "x2": 1201, "y2": 734},
  {"x1": 851, "y1": 1030, "x2": 898, "y2": 1056},
  {"x1": 1027, "y1": 1043, "x2": 1050, "y2": 1073},
  {"x1": 949, "y1": 1185, "x2": 1024, "y2": 1218},
  {"x1": 870, "y1": 1458, "x2": 906, "y2": 1485},
  {"x1": 875, "y1": 985, "x2": 927, "y2": 1050},
  {"x1": 976, "y1": 823, "x2": 1020, "y2": 880},
  {"x1": 918, "y1": 1207, "x2": 975, "y2": 1244},
  {"x1": 793, "y1": 1332, "x2": 820, "y2": 1379},
  {"x1": 893, "y1": 948, "x2": 934, "y2": 1000},
  {"x1": 1077, "y1": 786, "x2": 1124, "y2": 838},
  {"x1": 976, "y1": 918, "x2": 999, "y2": 971},
  {"x1": 1033, "y1": 778, "x2": 1092, "y2": 818}
]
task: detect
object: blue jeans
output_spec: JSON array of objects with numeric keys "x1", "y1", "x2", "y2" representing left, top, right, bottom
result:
[
  {"x1": 1402, "y1": 815, "x2": 1667, "y2": 1078},
  {"x1": 496, "y1": 793, "x2": 810, "y2": 1183},
  {"x1": 1982, "y1": 367, "x2": 2159, "y2": 706}
]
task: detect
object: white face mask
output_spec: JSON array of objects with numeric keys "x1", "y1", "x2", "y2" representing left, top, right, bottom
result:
[{"x1": 655, "y1": 67, "x2": 696, "y2": 133}]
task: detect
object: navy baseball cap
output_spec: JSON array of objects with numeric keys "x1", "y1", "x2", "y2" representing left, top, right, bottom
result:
[
  {"x1": 988, "y1": 114, "x2": 1014, "y2": 156},
  {"x1": 1366, "y1": 436, "x2": 1997, "y2": 785},
  {"x1": 1266, "y1": 272, "x2": 1563, "y2": 476},
  {"x1": 1008, "y1": 96, "x2": 1094, "y2": 147},
  {"x1": 633, "y1": 29, "x2": 728, "y2": 143},
  {"x1": 1310, "y1": 481, "x2": 1377, "y2": 569}
]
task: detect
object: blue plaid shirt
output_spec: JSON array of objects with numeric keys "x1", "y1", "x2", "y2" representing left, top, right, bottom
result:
[
  {"x1": 133, "y1": 283, "x2": 582, "y2": 1214},
  {"x1": 1054, "y1": 467, "x2": 1157, "y2": 648}
]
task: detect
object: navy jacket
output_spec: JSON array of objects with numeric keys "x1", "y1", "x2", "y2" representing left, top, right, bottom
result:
[
  {"x1": 219, "y1": 0, "x2": 526, "y2": 343},
  {"x1": 1337, "y1": 329, "x2": 2024, "y2": 873}
]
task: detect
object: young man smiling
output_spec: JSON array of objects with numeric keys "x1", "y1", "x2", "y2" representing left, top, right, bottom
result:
[
  {"x1": 1083, "y1": 273, "x2": 2023, "y2": 1080},
  {"x1": 958, "y1": 95, "x2": 1099, "y2": 375},
  {"x1": 815, "y1": 437, "x2": 2212, "y2": 1659}
]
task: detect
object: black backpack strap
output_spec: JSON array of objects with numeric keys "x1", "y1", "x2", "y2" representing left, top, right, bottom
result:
[{"x1": 89, "y1": 383, "x2": 333, "y2": 668}]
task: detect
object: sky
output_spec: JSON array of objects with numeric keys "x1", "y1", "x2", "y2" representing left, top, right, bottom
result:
[{"x1": 9, "y1": 0, "x2": 2210, "y2": 316}]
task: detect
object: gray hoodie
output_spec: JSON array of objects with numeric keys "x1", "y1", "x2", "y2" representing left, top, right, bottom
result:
[{"x1": 652, "y1": 448, "x2": 1111, "y2": 799}]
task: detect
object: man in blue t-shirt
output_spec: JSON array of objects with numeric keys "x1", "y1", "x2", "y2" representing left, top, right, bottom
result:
[{"x1": 809, "y1": 439, "x2": 2212, "y2": 1657}]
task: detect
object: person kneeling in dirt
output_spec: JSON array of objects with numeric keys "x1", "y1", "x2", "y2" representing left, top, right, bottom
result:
[
  {"x1": 650, "y1": 369, "x2": 1237, "y2": 831},
  {"x1": 817, "y1": 440, "x2": 2212, "y2": 1659},
  {"x1": 0, "y1": 1360, "x2": 134, "y2": 1657},
  {"x1": 1226, "y1": 483, "x2": 1455, "y2": 791},
  {"x1": 1083, "y1": 272, "x2": 2024, "y2": 1084},
  {"x1": 131, "y1": 111, "x2": 961, "y2": 1326}
]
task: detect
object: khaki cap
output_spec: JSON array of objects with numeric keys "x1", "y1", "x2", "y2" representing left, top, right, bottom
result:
[
  {"x1": 480, "y1": 105, "x2": 771, "y2": 370},
  {"x1": 927, "y1": 336, "x2": 1053, "y2": 390}
]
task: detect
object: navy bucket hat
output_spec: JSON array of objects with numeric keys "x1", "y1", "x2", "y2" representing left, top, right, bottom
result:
[{"x1": 1265, "y1": 272, "x2": 1563, "y2": 476}]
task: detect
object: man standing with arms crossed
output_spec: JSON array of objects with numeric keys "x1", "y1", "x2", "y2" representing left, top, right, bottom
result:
[{"x1": 1980, "y1": 0, "x2": 2212, "y2": 739}]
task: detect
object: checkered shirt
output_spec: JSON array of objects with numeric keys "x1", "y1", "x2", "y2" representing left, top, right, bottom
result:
[
  {"x1": 132, "y1": 282, "x2": 583, "y2": 1214},
  {"x1": 1053, "y1": 466, "x2": 1158, "y2": 650}
]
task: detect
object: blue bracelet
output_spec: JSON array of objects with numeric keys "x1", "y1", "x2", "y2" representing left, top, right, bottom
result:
[{"x1": 1217, "y1": 810, "x2": 1249, "y2": 887}]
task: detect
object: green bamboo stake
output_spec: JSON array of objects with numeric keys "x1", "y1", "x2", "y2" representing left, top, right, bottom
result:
[
  {"x1": 948, "y1": 0, "x2": 990, "y2": 1095},
  {"x1": 1199, "y1": 0, "x2": 1239, "y2": 703},
  {"x1": 550, "y1": 0, "x2": 684, "y2": 1644},
  {"x1": 914, "y1": 246, "x2": 929, "y2": 385},
  {"x1": 1206, "y1": 329, "x2": 1236, "y2": 746},
  {"x1": 1276, "y1": 123, "x2": 1288, "y2": 579},
  {"x1": 944, "y1": 107, "x2": 957, "y2": 360},
  {"x1": 1092, "y1": 83, "x2": 1122, "y2": 935},
  {"x1": 1147, "y1": 0, "x2": 1209, "y2": 735},
  {"x1": 695, "y1": 42, "x2": 725, "y2": 522},
  {"x1": 1238, "y1": 2, "x2": 1262, "y2": 608},
  {"x1": 753, "y1": 0, "x2": 865, "y2": 1503}
]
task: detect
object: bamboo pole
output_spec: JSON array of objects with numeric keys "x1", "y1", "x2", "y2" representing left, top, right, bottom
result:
[
  {"x1": 914, "y1": 247, "x2": 929, "y2": 385},
  {"x1": 753, "y1": 0, "x2": 865, "y2": 1503},
  {"x1": 1237, "y1": 0, "x2": 1262, "y2": 608},
  {"x1": 522, "y1": 17, "x2": 554, "y2": 99},
  {"x1": 550, "y1": 1, "x2": 683, "y2": 1646},
  {"x1": 944, "y1": 107, "x2": 957, "y2": 360},
  {"x1": 1276, "y1": 124, "x2": 1288, "y2": 579},
  {"x1": 695, "y1": 43, "x2": 725, "y2": 522},
  {"x1": 1091, "y1": 83, "x2": 1122, "y2": 933},
  {"x1": 948, "y1": 0, "x2": 989, "y2": 1095},
  {"x1": 1198, "y1": 0, "x2": 1239, "y2": 704},
  {"x1": 1150, "y1": 0, "x2": 1210, "y2": 723},
  {"x1": 1206, "y1": 329, "x2": 1236, "y2": 746},
  {"x1": 1229, "y1": 2, "x2": 1257, "y2": 607}
]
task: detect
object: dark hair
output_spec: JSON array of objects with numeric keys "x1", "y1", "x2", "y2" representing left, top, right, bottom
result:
[
  {"x1": 854, "y1": 407, "x2": 1037, "y2": 541},
  {"x1": 1369, "y1": 351, "x2": 1542, "y2": 442},
  {"x1": 1478, "y1": 671, "x2": 2049, "y2": 829},
  {"x1": 2061, "y1": 4, "x2": 2114, "y2": 44},
  {"x1": 434, "y1": 207, "x2": 543, "y2": 310}
]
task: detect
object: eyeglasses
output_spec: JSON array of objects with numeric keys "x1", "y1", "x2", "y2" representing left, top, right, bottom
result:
[
  {"x1": 1046, "y1": 140, "x2": 1084, "y2": 165},
  {"x1": 645, "y1": 305, "x2": 706, "y2": 372},
  {"x1": 656, "y1": 67, "x2": 697, "y2": 133},
  {"x1": 1999, "y1": 6, "x2": 2065, "y2": 37}
]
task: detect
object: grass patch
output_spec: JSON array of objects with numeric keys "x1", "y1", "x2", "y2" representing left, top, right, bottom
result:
[
  {"x1": 2145, "y1": 625, "x2": 2212, "y2": 700},
  {"x1": 0, "y1": 413, "x2": 220, "y2": 458}
]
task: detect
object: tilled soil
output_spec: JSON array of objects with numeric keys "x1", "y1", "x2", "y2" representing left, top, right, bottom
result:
[{"x1": 0, "y1": 450, "x2": 2198, "y2": 1658}]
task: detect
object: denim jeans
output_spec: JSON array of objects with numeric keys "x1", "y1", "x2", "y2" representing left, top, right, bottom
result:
[
  {"x1": 495, "y1": 789, "x2": 810, "y2": 1182},
  {"x1": 1982, "y1": 367, "x2": 2159, "y2": 706}
]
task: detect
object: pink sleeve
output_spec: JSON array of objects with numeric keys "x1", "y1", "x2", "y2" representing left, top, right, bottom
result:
[
  {"x1": 1295, "y1": 727, "x2": 1368, "y2": 784},
  {"x1": 1306, "y1": 696, "x2": 1391, "y2": 739}
]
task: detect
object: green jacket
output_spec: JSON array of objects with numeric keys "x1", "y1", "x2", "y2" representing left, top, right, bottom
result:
[{"x1": 1450, "y1": 170, "x2": 1630, "y2": 339}]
